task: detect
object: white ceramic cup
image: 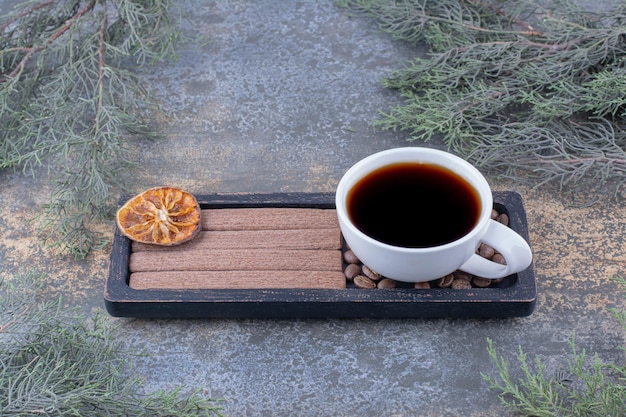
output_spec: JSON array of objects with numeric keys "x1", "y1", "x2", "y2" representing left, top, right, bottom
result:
[{"x1": 335, "y1": 147, "x2": 532, "y2": 283}]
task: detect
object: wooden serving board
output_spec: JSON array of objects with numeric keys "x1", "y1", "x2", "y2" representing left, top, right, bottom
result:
[{"x1": 104, "y1": 192, "x2": 536, "y2": 318}]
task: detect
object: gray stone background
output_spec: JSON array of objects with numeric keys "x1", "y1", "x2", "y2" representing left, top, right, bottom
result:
[{"x1": 1, "y1": 1, "x2": 624, "y2": 416}]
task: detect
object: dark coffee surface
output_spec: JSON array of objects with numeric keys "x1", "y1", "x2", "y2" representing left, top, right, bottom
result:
[{"x1": 346, "y1": 162, "x2": 481, "y2": 247}]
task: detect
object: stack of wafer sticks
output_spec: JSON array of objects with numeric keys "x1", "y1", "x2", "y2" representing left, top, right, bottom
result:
[{"x1": 128, "y1": 208, "x2": 346, "y2": 290}]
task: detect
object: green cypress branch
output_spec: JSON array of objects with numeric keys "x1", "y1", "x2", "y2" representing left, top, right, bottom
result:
[
  {"x1": 0, "y1": 0, "x2": 182, "y2": 257},
  {"x1": 338, "y1": 0, "x2": 626, "y2": 197},
  {"x1": 1, "y1": 271, "x2": 224, "y2": 416},
  {"x1": 482, "y1": 275, "x2": 626, "y2": 416}
]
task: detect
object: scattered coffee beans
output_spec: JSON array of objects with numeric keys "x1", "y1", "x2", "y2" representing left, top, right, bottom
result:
[
  {"x1": 377, "y1": 278, "x2": 397, "y2": 289},
  {"x1": 343, "y1": 250, "x2": 360, "y2": 264},
  {"x1": 451, "y1": 277, "x2": 472, "y2": 289},
  {"x1": 354, "y1": 274, "x2": 377, "y2": 289},
  {"x1": 437, "y1": 274, "x2": 454, "y2": 288},
  {"x1": 453, "y1": 271, "x2": 472, "y2": 281},
  {"x1": 492, "y1": 253, "x2": 507, "y2": 265},
  {"x1": 478, "y1": 243, "x2": 495, "y2": 259},
  {"x1": 362, "y1": 264, "x2": 381, "y2": 281},
  {"x1": 496, "y1": 213, "x2": 509, "y2": 226},
  {"x1": 472, "y1": 277, "x2": 492, "y2": 288},
  {"x1": 344, "y1": 263, "x2": 361, "y2": 280}
]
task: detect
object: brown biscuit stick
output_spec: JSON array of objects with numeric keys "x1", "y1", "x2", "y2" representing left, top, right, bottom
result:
[
  {"x1": 129, "y1": 270, "x2": 346, "y2": 289},
  {"x1": 129, "y1": 249, "x2": 342, "y2": 273},
  {"x1": 131, "y1": 228, "x2": 341, "y2": 252},
  {"x1": 201, "y1": 208, "x2": 338, "y2": 230}
]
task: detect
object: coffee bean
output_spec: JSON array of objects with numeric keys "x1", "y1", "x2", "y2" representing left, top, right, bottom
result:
[
  {"x1": 343, "y1": 250, "x2": 360, "y2": 264},
  {"x1": 354, "y1": 275, "x2": 376, "y2": 289},
  {"x1": 377, "y1": 278, "x2": 396, "y2": 289},
  {"x1": 492, "y1": 253, "x2": 507, "y2": 265},
  {"x1": 451, "y1": 277, "x2": 472, "y2": 289},
  {"x1": 472, "y1": 277, "x2": 492, "y2": 287},
  {"x1": 491, "y1": 209, "x2": 499, "y2": 219},
  {"x1": 478, "y1": 243, "x2": 495, "y2": 259},
  {"x1": 496, "y1": 213, "x2": 509, "y2": 226},
  {"x1": 437, "y1": 274, "x2": 454, "y2": 288},
  {"x1": 453, "y1": 271, "x2": 472, "y2": 281},
  {"x1": 362, "y1": 264, "x2": 381, "y2": 281},
  {"x1": 439, "y1": 271, "x2": 473, "y2": 289},
  {"x1": 344, "y1": 263, "x2": 361, "y2": 281},
  {"x1": 414, "y1": 281, "x2": 431, "y2": 289}
]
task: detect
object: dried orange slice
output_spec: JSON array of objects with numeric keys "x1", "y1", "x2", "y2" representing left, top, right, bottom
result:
[{"x1": 116, "y1": 186, "x2": 201, "y2": 245}]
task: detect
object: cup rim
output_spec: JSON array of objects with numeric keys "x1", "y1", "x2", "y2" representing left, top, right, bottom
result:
[{"x1": 335, "y1": 147, "x2": 493, "y2": 253}]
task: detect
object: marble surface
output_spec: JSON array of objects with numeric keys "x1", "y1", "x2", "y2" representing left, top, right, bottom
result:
[{"x1": 1, "y1": 1, "x2": 624, "y2": 416}]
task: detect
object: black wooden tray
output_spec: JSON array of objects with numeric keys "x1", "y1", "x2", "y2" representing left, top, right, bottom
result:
[{"x1": 104, "y1": 192, "x2": 536, "y2": 318}]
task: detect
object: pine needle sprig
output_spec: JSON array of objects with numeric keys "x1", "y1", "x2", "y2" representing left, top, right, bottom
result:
[
  {"x1": 483, "y1": 336, "x2": 626, "y2": 417},
  {"x1": 0, "y1": 0, "x2": 182, "y2": 257},
  {"x1": 1, "y1": 271, "x2": 225, "y2": 416},
  {"x1": 338, "y1": 0, "x2": 626, "y2": 196},
  {"x1": 482, "y1": 276, "x2": 626, "y2": 416}
]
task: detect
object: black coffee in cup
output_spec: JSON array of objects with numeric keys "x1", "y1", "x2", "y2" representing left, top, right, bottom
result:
[{"x1": 346, "y1": 162, "x2": 481, "y2": 248}]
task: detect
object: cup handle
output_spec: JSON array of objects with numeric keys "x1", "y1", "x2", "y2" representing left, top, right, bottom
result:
[{"x1": 459, "y1": 220, "x2": 532, "y2": 279}]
